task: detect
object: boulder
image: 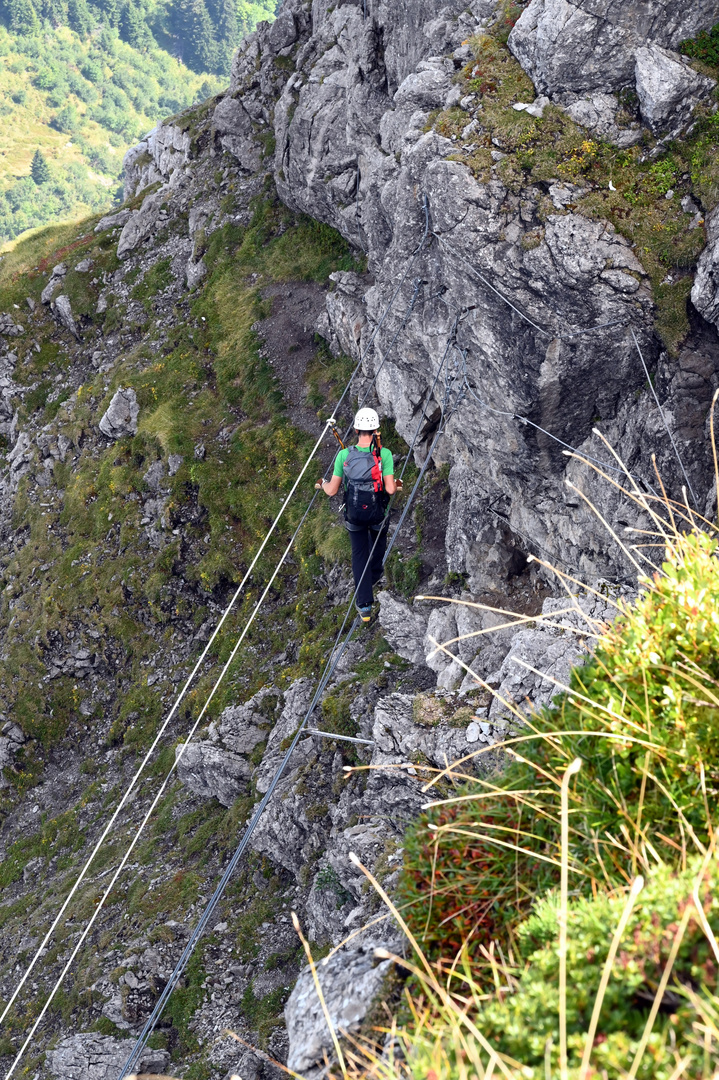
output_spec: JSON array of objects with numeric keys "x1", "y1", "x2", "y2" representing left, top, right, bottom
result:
[
  {"x1": 51, "y1": 295, "x2": 80, "y2": 340},
  {"x1": 508, "y1": 0, "x2": 719, "y2": 98},
  {"x1": 175, "y1": 741, "x2": 251, "y2": 806},
  {"x1": 186, "y1": 256, "x2": 207, "y2": 289},
  {"x1": 635, "y1": 45, "x2": 715, "y2": 136},
  {"x1": 117, "y1": 190, "x2": 166, "y2": 259},
  {"x1": 47, "y1": 1033, "x2": 169, "y2": 1080},
  {"x1": 692, "y1": 206, "x2": 719, "y2": 329},
  {"x1": 40, "y1": 262, "x2": 67, "y2": 305},
  {"x1": 285, "y1": 941, "x2": 393, "y2": 1073},
  {"x1": 564, "y1": 92, "x2": 641, "y2": 148},
  {"x1": 0, "y1": 720, "x2": 25, "y2": 788},
  {"x1": 0, "y1": 313, "x2": 24, "y2": 336},
  {"x1": 212, "y1": 95, "x2": 262, "y2": 172},
  {"x1": 94, "y1": 209, "x2": 132, "y2": 233},
  {"x1": 99, "y1": 388, "x2": 139, "y2": 440}
]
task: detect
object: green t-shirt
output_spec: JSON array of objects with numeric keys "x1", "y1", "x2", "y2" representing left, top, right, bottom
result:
[{"x1": 333, "y1": 444, "x2": 394, "y2": 479}]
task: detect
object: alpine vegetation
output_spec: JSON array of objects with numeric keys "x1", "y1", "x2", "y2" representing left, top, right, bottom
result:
[{"x1": 1, "y1": 1, "x2": 719, "y2": 1079}]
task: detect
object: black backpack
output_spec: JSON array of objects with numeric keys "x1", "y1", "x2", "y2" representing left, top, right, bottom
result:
[{"x1": 342, "y1": 445, "x2": 387, "y2": 526}]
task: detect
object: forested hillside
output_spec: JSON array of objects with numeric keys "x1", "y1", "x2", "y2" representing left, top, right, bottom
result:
[{"x1": 0, "y1": 0, "x2": 277, "y2": 245}]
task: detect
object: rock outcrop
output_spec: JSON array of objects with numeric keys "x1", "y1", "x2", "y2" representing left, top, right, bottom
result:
[
  {"x1": 47, "y1": 1034, "x2": 169, "y2": 1080},
  {"x1": 98, "y1": 387, "x2": 139, "y2": 440},
  {"x1": 3, "y1": 1, "x2": 719, "y2": 1078},
  {"x1": 508, "y1": 0, "x2": 718, "y2": 99}
]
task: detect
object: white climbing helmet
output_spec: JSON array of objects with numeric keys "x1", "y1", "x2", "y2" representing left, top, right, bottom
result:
[{"x1": 353, "y1": 407, "x2": 380, "y2": 431}]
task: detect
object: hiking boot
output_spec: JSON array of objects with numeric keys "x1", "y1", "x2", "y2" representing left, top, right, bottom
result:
[{"x1": 356, "y1": 604, "x2": 373, "y2": 623}]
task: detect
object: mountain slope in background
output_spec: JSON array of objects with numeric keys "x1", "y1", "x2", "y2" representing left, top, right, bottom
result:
[{"x1": 0, "y1": 0, "x2": 278, "y2": 245}]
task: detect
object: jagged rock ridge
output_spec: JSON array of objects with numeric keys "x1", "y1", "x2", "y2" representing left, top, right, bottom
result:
[{"x1": 2, "y1": 0, "x2": 719, "y2": 1076}]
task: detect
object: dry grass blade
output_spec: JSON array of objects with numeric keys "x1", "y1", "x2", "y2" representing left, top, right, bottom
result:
[
  {"x1": 347, "y1": 853, "x2": 517, "y2": 1080},
  {"x1": 626, "y1": 900, "x2": 694, "y2": 1080},
  {"x1": 559, "y1": 758, "x2": 582, "y2": 1080}
]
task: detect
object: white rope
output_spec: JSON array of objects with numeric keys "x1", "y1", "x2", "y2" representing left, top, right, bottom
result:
[
  {"x1": 118, "y1": 319, "x2": 469, "y2": 1079},
  {"x1": 2, "y1": 219, "x2": 432, "y2": 1071},
  {"x1": 2, "y1": 502, "x2": 324, "y2": 1080},
  {"x1": 0, "y1": 418, "x2": 332, "y2": 1036}
]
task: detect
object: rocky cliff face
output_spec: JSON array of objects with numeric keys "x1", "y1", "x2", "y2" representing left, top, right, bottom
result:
[{"x1": 2, "y1": 0, "x2": 719, "y2": 1077}]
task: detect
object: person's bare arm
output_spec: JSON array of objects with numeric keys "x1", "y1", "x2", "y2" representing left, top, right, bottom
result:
[
  {"x1": 316, "y1": 475, "x2": 342, "y2": 496},
  {"x1": 384, "y1": 474, "x2": 397, "y2": 495}
]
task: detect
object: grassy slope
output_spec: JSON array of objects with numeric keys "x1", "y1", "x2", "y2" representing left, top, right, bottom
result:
[{"x1": 0, "y1": 167, "x2": 414, "y2": 1070}]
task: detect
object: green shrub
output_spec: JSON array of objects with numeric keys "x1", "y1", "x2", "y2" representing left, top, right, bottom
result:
[
  {"x1": 681, "y1": 21, "x2": 719, "y2": 67},
  {"x1": 400, "y1": 528, "x2": 719, "y2": 960}
]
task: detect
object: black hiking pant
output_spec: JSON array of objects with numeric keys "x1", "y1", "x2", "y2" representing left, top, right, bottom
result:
[{"x1": 349, "y1": 520, "x2": 388, "y2": 608}]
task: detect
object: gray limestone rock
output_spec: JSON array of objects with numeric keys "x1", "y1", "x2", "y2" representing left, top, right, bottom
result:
[
  {"x1": 143, "y1": 460, "x2": 166, "y2": 491},
  {"x1": 693, "y1": 206, "x2": 719, "y2": 329},
  {"x1": 254, "y1": 677, "x2": 315, "y2": 794},
  {"x1": 372, "y1": 691, "x2": 474, "y2": 767},
  {"x1": 175, "y1": 740, "x2": 251, "y2": 806},
  {"x1": 564, "y1": 93, "x2": 641, "y2": 148},
  {"x1": 322, "y1": 272, "x2": 368, "y2": 359},
  {"x1": 51, "y1": 295, "x2": 80, "y2": 340},
  {"x1": 186, "y1": 256, "x2": 207, "y2": 289},
  {"x1": 99, "y1": 388, "x2": 139, "y2": 440},
  {"x1": 486, "y1": 590, "x2": 627, "y2": 732},
  {"x1": 214, "y1": 690, "x2": 276, "y2": 754},
  {"x1": 285, "y1": 941, "x2": 394, "y2": 1073},
  {"x1": 47, "y1": 1034, "x2": 169, "y2": 1080},
  {"x1": 212, "y1": 94, "x2": 263, "y2": 171},
  {"x1": 40, "y1": 263, "x2": 67, "y2": 305},
  {"x1": 0, "y1": 720, "x2": 25, "y2": 789},
  {"x1": 117, "y1": 189, "x2": 167, "y2": 259},
  {"x1": 635, "y1": 45, "x2": 715, "y2": 137},
  {"x1": 508, "y1": 0, "x2": 719, "y2": 98},
  {"x1": 0, "y1": 313, "x2": 24, "y2": 336},
  {"x1": 377, "y1": 591, "x2": 428, "y2": 664},
  {"x1": 94, "y1": 209, "x2": 132, "y2": 233},
  {"x1": 123, "y1": 123, "x2": 190, "y2": 201}
]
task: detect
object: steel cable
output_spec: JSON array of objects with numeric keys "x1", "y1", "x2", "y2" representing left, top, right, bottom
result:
[
  {"x1": 1, "y1": 197, "x2": 432, "y2": 1075},
  {"x1": 118, "y1": 318, "x2": 466, "y2": 1077}
]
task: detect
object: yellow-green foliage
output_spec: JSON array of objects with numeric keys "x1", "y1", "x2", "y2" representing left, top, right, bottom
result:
[
  {"x1": 350, "y1": 858, "x2": 719, "y2": 1080},
  {"x1": 0, "y1": 192, "x2": 365, "y2": 785}
]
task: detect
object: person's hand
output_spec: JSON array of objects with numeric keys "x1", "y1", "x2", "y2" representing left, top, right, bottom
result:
[
  {"x1": 395, "y1": 478, "x2": 404, "y2": 491},
  {"x1": 315, "y1": 479, "x2": 324, "y2": 490}
]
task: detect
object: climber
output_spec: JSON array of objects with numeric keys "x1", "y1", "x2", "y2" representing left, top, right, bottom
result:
[{"x1": 316, "y1": 408, "x2": 401, "y2": 622}]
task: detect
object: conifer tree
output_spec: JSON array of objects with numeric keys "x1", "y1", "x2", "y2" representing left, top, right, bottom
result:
[
  {"x1": 67, "y1": 0, "x2": 92, "y2": 34},
  {"x1": 96, "y1": 0, "x2": 119, "y2": 28},
  {"x1": 174, "y1": 0, "x2": 216, "y2": 73},
  {"x1": 214, "y1": 0, "x2": 236, "y2": 44},
  {"x1": 193, "y1": 0, "x2": 217, "y2": 72},
  {"x1": 121, "y1": 0, "x2": 150, "y2": 49},
  {"x1": 8, "y1": 0, "x2": 40, "y2": 33},
  {"x1": 31, "y1": 149, "x2": 50, "y2": 184}
]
